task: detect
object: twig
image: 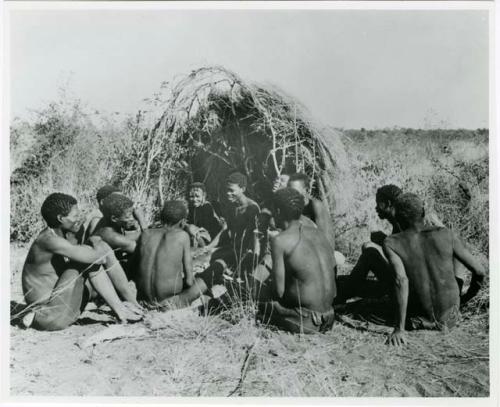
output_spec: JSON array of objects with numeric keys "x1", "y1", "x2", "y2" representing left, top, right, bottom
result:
[{"x1": 227, "y1": 337, "x2": 259, "y2": 396}]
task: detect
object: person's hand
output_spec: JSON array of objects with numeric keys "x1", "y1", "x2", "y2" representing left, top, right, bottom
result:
[
  {"x1": 196, "y1": 228, "x2": 211, "y2": 243},
  {"x1": 370, "y1": 231, "x2": 388, "y2": 246},
  {"x1": 387, "y1": 328, "x2": 407, "y2": 346}
]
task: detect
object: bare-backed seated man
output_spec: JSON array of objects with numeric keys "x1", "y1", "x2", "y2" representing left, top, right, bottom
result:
[
  {"x1": 258, "y1": 188, "x2": 337, "y2": 334},
  {"x1": 21, "y1": 193, "x2": 142, "y2": 331},
  {"x1": 337, "y1": 184, "x2": 466, "y2": 303},
  {"x1": 287, "y1": 173, "x2": 335, "y2": 251},
  {"x1": 92, "y1": 194, "x2": 142, "y2": 280},
  {"x1": 131, "y1": 200, "x2": 208, "y2": 308},
  {"x1": 383, "y1": 193, "x2": 486, "y2": 346}
]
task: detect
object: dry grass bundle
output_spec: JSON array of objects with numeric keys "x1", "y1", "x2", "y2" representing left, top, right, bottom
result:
[{"x1": 123, "y1": 66, "x2": 351, "y2": 226}]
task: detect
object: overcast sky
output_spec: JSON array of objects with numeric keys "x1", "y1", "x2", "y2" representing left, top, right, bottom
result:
[{"x1": 9, "y1": 9, "x2": 489, "y2": 129}]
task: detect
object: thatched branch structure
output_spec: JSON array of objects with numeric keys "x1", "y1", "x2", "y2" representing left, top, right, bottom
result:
[{"x1": 124, "y1": 66, "x2": 351, "y2": 223}]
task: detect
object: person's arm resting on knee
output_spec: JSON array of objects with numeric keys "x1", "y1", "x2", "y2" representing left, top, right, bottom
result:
[
  {"x1": 43, "y1": 235, "x2": 109, "y2": 265},
  {"x1": 99, "y1": 228, "x2": 137, "y2": 253},
  {"x1": 383, "y1": 242, "x2": 409, "y2": 346}
]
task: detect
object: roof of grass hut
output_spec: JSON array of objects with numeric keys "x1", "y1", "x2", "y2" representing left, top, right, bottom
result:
[{"x1": 131, "y1": 66, "x2": 351, "y2": 219}]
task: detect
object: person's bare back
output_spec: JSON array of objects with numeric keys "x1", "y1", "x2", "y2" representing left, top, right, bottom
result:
[
  {"x1": 133, "y1": 227, "x2": 192, "y2": 303},
  {"x1": 276, "y1": 223, "x2": 336, "y2": 312},
  {"x1": 259, "y1": 187, "x2": 337, "y2": 334},
  {"x1": 383, "y1": 193, "x2": 485, "y2": 346},
  {"x1": 384, "y1": 227, "x2": 460, "y2": 325}
]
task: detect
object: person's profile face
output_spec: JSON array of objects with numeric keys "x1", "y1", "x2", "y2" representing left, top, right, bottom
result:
[
  {"x1": 272, "y1": 174, "x2": 290, "y2": 192},
  {"x1": 226, "y1": 183, "x2": 244, "y2": 203},
  {"x1": 288, "y1": 180, "x2": 307, "y2": 198},
  {"x1": 189, "y1": 188, "x2": 206, "y2": 208},
  {"x1": 114, "y1": 206, "x2": 137, "y2": 230},
  {"x1": 376, "y1": 199, "x2": 393, "y2": 220},
  {"x1": 58, "y1": 205, "x2": 84, "y2": 233}
]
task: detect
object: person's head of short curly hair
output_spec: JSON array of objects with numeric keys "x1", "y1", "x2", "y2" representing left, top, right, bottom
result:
[
  {"x1": 96, "y1": 184, "x2": 121, "y2": 203},
  {"x1": 101, "y1": 193, "x2": 134, "y2": 221},
  {"x1": 161, "y1": 200, "x2": 188, "y2": 225},
  {"x1": 394, "y1": 193, "x2": 425, "y2": 227},
  {"x1": 273, "y1": 187, "x2": 305, "y2": 222},
  {"x1": 376, "y1": 184, "x2": 402, "y2": 204},
  {"x1": 226, "y1": 172, "x2": 247, "y2": 189},
  {"x1": 41, "y1": 193, "x2": 78, "y2": 228},
  {"x1": 189, "y1": 182, "x2": 206, "y2": 193}
]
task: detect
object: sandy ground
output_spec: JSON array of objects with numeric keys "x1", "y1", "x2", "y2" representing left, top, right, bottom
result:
[{"x1": 9, "y1": 244, "x2": 489, "y2": 397}]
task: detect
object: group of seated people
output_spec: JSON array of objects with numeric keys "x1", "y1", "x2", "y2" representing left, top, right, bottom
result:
[{"x1": 20, "y1": 171, "x2": 486, "y2": 346}]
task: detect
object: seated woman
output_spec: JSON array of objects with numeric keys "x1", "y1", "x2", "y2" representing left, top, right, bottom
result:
[{"x1": 186, "y1": 182, "x2": 224, "y2": 249}]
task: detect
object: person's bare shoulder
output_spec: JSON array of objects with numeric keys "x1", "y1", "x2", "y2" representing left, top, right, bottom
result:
[
  {"x1": 279, "y1": 226, "x2": 306, "y2": 251},
  {"x1": 383, "y1": 234, "x2": 399, "y2": 250},
  {"x1": 422, "y1": 226, "x2": 452, "y2": 244},
  {"x1": 271, "y1": 230, "x2": 286, "y2": 248},
  {"x1": 247, "y1": 198, "x2": 260, "y2": 212},
  {"x1": 34, "y1": 228, "x2": 73, "y2": 255},
  {"x1": 422, "y1": 225, "x2": 448, "y2": 234},
  {"x1": 163, "y1": 227, "x2": 190, "y2": 241},
  {"x1": 139, "y1": 228, "x2": 164, "y2": 242},
  {"x1": 35, "y1": 228, "x2": 59, "y2": 245},
  {"x1": 177, "y1": 228, "x2": 191, "y2": 242},
  {"x1": 95, "y1": 225, "x2": 119, "y2": 238}
]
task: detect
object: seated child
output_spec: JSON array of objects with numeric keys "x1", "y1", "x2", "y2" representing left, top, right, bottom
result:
[
  {"x1": 21, "y1": 193, "x2": 142, "y2": 331},
  {"x1": 131, "y1": 200, "x2": 207, "y2": 308}
]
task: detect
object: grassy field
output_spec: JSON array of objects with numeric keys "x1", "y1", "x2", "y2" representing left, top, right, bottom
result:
[{"x1": 9, "y1": 90, "x2": 489, "y2": 397}]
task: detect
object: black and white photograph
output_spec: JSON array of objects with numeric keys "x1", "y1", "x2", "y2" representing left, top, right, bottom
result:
[{"x1": 2, "y1": 0, "x2": 497, "y2": 401}]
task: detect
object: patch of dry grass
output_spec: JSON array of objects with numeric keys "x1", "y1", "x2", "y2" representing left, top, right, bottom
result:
[{"x1": 10, "y1": 242, "x2": 489, "y2": 397}]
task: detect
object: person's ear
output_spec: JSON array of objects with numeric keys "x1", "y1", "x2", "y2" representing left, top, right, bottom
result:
[
  {"x1": 111, "y1": 215, "x2": 119, "y2": 224},
  {"x1": 56, "y1": 214, "x2": 65, "y2": 224}
]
